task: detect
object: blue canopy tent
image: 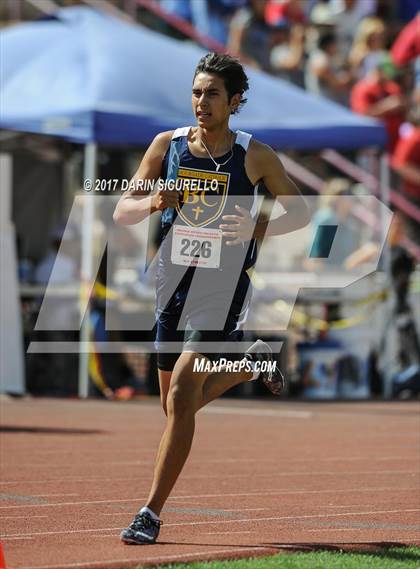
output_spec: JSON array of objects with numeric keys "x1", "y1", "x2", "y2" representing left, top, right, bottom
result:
[
  {"x1": 0, "y1": 6, "x2": 386, "y2": 149},
  {"x1": 0, "y1": 7, "x2": 387, "y2": 398}
]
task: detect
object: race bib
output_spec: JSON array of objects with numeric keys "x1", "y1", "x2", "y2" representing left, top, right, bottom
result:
[{"x1": 171, "y1": 225, "x2": 222, "y2": 269}]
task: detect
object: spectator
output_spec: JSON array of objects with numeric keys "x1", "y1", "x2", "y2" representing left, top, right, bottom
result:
[
  {"x1": 190, "y1": 0, "x2": 246, "y2": 45},
  {"x1": 270, "y1": 21, "x2": 305, "y2": 85},
  {"x1": 392, "y1": 107, "x2": 420, "y2": 244},
  {"x1": 390, "y1": 14, "x2": 420, "y2": 66},
  {"x1": 265, "y1": 0, "x2": 306, "y2": 27},
  {"x1": 309, "y1": 0, "x2": 337, "y2": 26},
  {"x1": 391, "y1": 14, "x2": 420, "y2": 65},
  {"x1": 349, "y1": 17, "x2": 387, "y2": 78},
  {"x1": 391, "y1": 14, "x2": 420, "y2": 100},
  {"x1": 160, "y1": 0, "x2": 244, "y2": 45},
  {"x1": 333, "y1": 0, "x2": 377, "y2": 58},
  {"x1": 393, "y1": 107, "x2": 420, "y2": 202},
  {"x1": 304, "y1": 32, "x2": 352, "y2": 104},
  {"x1": 351, "y1": 52, "x2": 406, "y2": 151},
  {"x1": 228, "y1": 0, "x2": 273, "y2": 70}
]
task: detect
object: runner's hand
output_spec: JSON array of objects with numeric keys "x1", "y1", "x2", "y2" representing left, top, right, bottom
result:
[
  {"x1": 219, "y1": 205, "x2": 254, "y2": 245},
  {"x1": 153, "y1": 189, "x2": 179, "y2": 211}
]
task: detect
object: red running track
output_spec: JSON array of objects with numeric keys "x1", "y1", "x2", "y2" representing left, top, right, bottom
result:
[{"x1": 1, "y1": 397, "x2": 419, "y2": 569}]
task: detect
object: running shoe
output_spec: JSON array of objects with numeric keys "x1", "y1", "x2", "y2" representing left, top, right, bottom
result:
[
  {"x1": 120, "y1": 511, "x2": 162, "y2": 544},
  {"x1": 245, "y1": 339, "x2": 285, "y2": 395}
]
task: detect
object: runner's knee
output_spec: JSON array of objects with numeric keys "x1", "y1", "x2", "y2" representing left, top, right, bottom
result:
[
  {"x1": 167, "y1": 372, "x2": 202, "y2": 418},
  {"x1": 167, "y1": 383, "x2": 194, "y2": 418}
]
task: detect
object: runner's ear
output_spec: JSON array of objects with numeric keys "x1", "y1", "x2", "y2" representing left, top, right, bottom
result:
[{"x1": 230, "y1": 93, "x2": 241, "y2": 113}]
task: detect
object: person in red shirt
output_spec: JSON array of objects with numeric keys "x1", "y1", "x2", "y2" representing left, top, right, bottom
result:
[
  {"x1": 391, "y1": 15, "x2": 420, "y2": 66},
  {"x1": 265, "y1": 0, "x2": 306, "y2": 26},
  {"x1": 393, "y1": 107, "x2": 420, "y2": 202},
  {"x1": 351, "y1": 53, "x2": 407, "y2": 152},
  {"x1": 392, "y1": 107, "x2": 420, "y2": 245}
]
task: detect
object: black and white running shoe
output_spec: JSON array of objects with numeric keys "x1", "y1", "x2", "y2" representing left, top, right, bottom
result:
[
  {"x1": 120, "y1": 511, "x2": 162, "y2": 545},
  {"x1": 245, "y1": 339, "x2": 285, "y2": 395}
]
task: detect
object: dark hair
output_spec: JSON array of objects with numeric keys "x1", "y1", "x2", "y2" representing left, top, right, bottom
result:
[
  {"x1": 318, "y1": 32, "x2": 336, "y2": 51},
  {"x1": 193, "y1": 53, "x2": 249, "y2": 114}
]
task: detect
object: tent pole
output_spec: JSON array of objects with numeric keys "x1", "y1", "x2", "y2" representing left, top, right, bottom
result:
[
  {"x1": 78, "y1": 142, "x2": 97, "y2": 399},
  {"x1": 0, "y1": 153, "x2": 25, "y2": 394},
  {"x1": 379, "y1": 151, "x2": 392, "y2": 399}
]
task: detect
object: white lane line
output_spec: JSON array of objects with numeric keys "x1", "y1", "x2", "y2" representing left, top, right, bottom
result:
[
  {"x1": 31, "y1": 493, "x2": 80, "y2": 498},
  {"x1": 322, "y1": 504, "x2": 391, "y2": 508},
  {"x1": 181, "y1": 470, "x2": 419, "y2": 479},
  {"x1": 101, "y1": 513, "x2": 143, "y2": 516},
  {"x1": 34, "y1": 448, "x2": 157, "y2": 455},
  {"x1": 164, "y1": 508, "x2": 420, "y2": 528},
  {"x1": 202, "y1": 406, "x2": 313, "y2": 419},
  {"x1": 4, "y1": 464, "x2": 420, "y2": 472},
  {"x1": 2, "y1": 461, "x2": 154, "y2": 468},
  {"x1": 100, "y1": 507, "x2": 269, "y2": 516},
  {"x1": 260, "y1": 455, "x2": 420, "y2": 463},
  {"x1": 0, "y1": 486, "x2": 416, "y2": 510},
  {"x1": 0, "y1": 477, "x2": 145, "y2": 485},
  {"x1": 94, "y1": 530, "x2": 254, "y2": 538},
  {"x1": 0, "y1": 497, "x2": 148, "y2": 510},
  {"x1": 3, "y1": 509, "x2": 419, "y2": 539},
  {"x1": 306, "y1": 528, "x2": 364, "y2": 532},
  {"x1": 89, "y1": 534, "x2": 121, "y2": 539},
  {"x1": 2, "y1": 536, "x2": 34, "y2": 541},
  {"x1": 18, "y1": 546, "x2": 271, "y2": 569},
  {"x1": 1, "y1": 515, "x2": 48, "y2": 519},
  {"x1": 171, "y1": 507, "x2": 269, "y2": 513},
  {"x1": 203, "y1": 531, "x2": 252, "y2": 535},
  {"x1": 1, "y1": 527, "x2": 119, "y2": 539},
  {"x1": 0, "y1": 479, "x2": 93, "y2": 485},
  {"x1": 167, "y1": 487, "x2": 418, "y2": 501},
  {"x1": 198, "y1": 455, "x2": 420, "y2": 463}
]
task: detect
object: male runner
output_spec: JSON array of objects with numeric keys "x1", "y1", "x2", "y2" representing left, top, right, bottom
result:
[{"x1": 114, "y1": 53, "x2": 309, "y2": 544}]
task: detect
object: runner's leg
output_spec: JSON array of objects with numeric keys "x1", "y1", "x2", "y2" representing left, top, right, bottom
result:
[
  {"x1": 159, "y1": 362, "x2": 252, "y2": 413},
  {"x1": 145, "y1": 352, "x2": 209, "y2": 516}
]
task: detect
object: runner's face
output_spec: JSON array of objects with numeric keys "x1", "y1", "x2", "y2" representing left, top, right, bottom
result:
[{"x1": 192, "y1": 73, "x2": 232, "y2": 130}]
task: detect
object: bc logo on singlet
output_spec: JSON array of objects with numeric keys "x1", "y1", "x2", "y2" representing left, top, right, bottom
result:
[
  {"x1": 176, "y1": 167, "x2": 230, "y2": 227},
  {"x1": 171, "y1": 167, "x2": 230, "y2": 269}
]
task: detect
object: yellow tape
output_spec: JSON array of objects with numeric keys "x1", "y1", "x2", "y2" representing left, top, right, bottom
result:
[
  {"x1": 88, "y1": 349, "x2": 109, "y2": 395},
  {"x1": 93, "y1": 282, "x2": 119, "y2": 300},
  {"x1": 274, "y1": 289, "x2": 387, "y2": 331}
]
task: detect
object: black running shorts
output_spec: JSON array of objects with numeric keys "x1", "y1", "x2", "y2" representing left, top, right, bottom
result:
[{"x1": 155, "y1": 269, "x2": 251, "y2": 372}]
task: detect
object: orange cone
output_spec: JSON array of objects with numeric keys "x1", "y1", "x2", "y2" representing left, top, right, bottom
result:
[{"x1": 0, "y1": 542, "x2": 6, "y2": 569}]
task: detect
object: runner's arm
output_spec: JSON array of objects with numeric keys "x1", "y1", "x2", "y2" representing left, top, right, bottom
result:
[{"x1": 113, "y1": 131, "x2": 175, "y2": 225}]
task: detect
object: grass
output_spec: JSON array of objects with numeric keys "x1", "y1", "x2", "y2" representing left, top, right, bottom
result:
[{"x1": 137, "y1": 546, "x2": 420, "y2": 569}]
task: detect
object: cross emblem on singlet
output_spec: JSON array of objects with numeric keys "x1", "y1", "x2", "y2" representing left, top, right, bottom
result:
[{"x1": 192, "y1": 206, "x2": 204, "y2": 221}]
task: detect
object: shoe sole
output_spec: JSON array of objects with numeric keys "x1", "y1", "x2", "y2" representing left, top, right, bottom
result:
[
  {"x1": 247, "y1": 340, "x2": 274, "y2": 379},
  {"x1": 120, "y1": 535, "x2": 156, "y2": 545},
  {"x1": 248, "y1": 340, "x2": 285, "y2": 394}
]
